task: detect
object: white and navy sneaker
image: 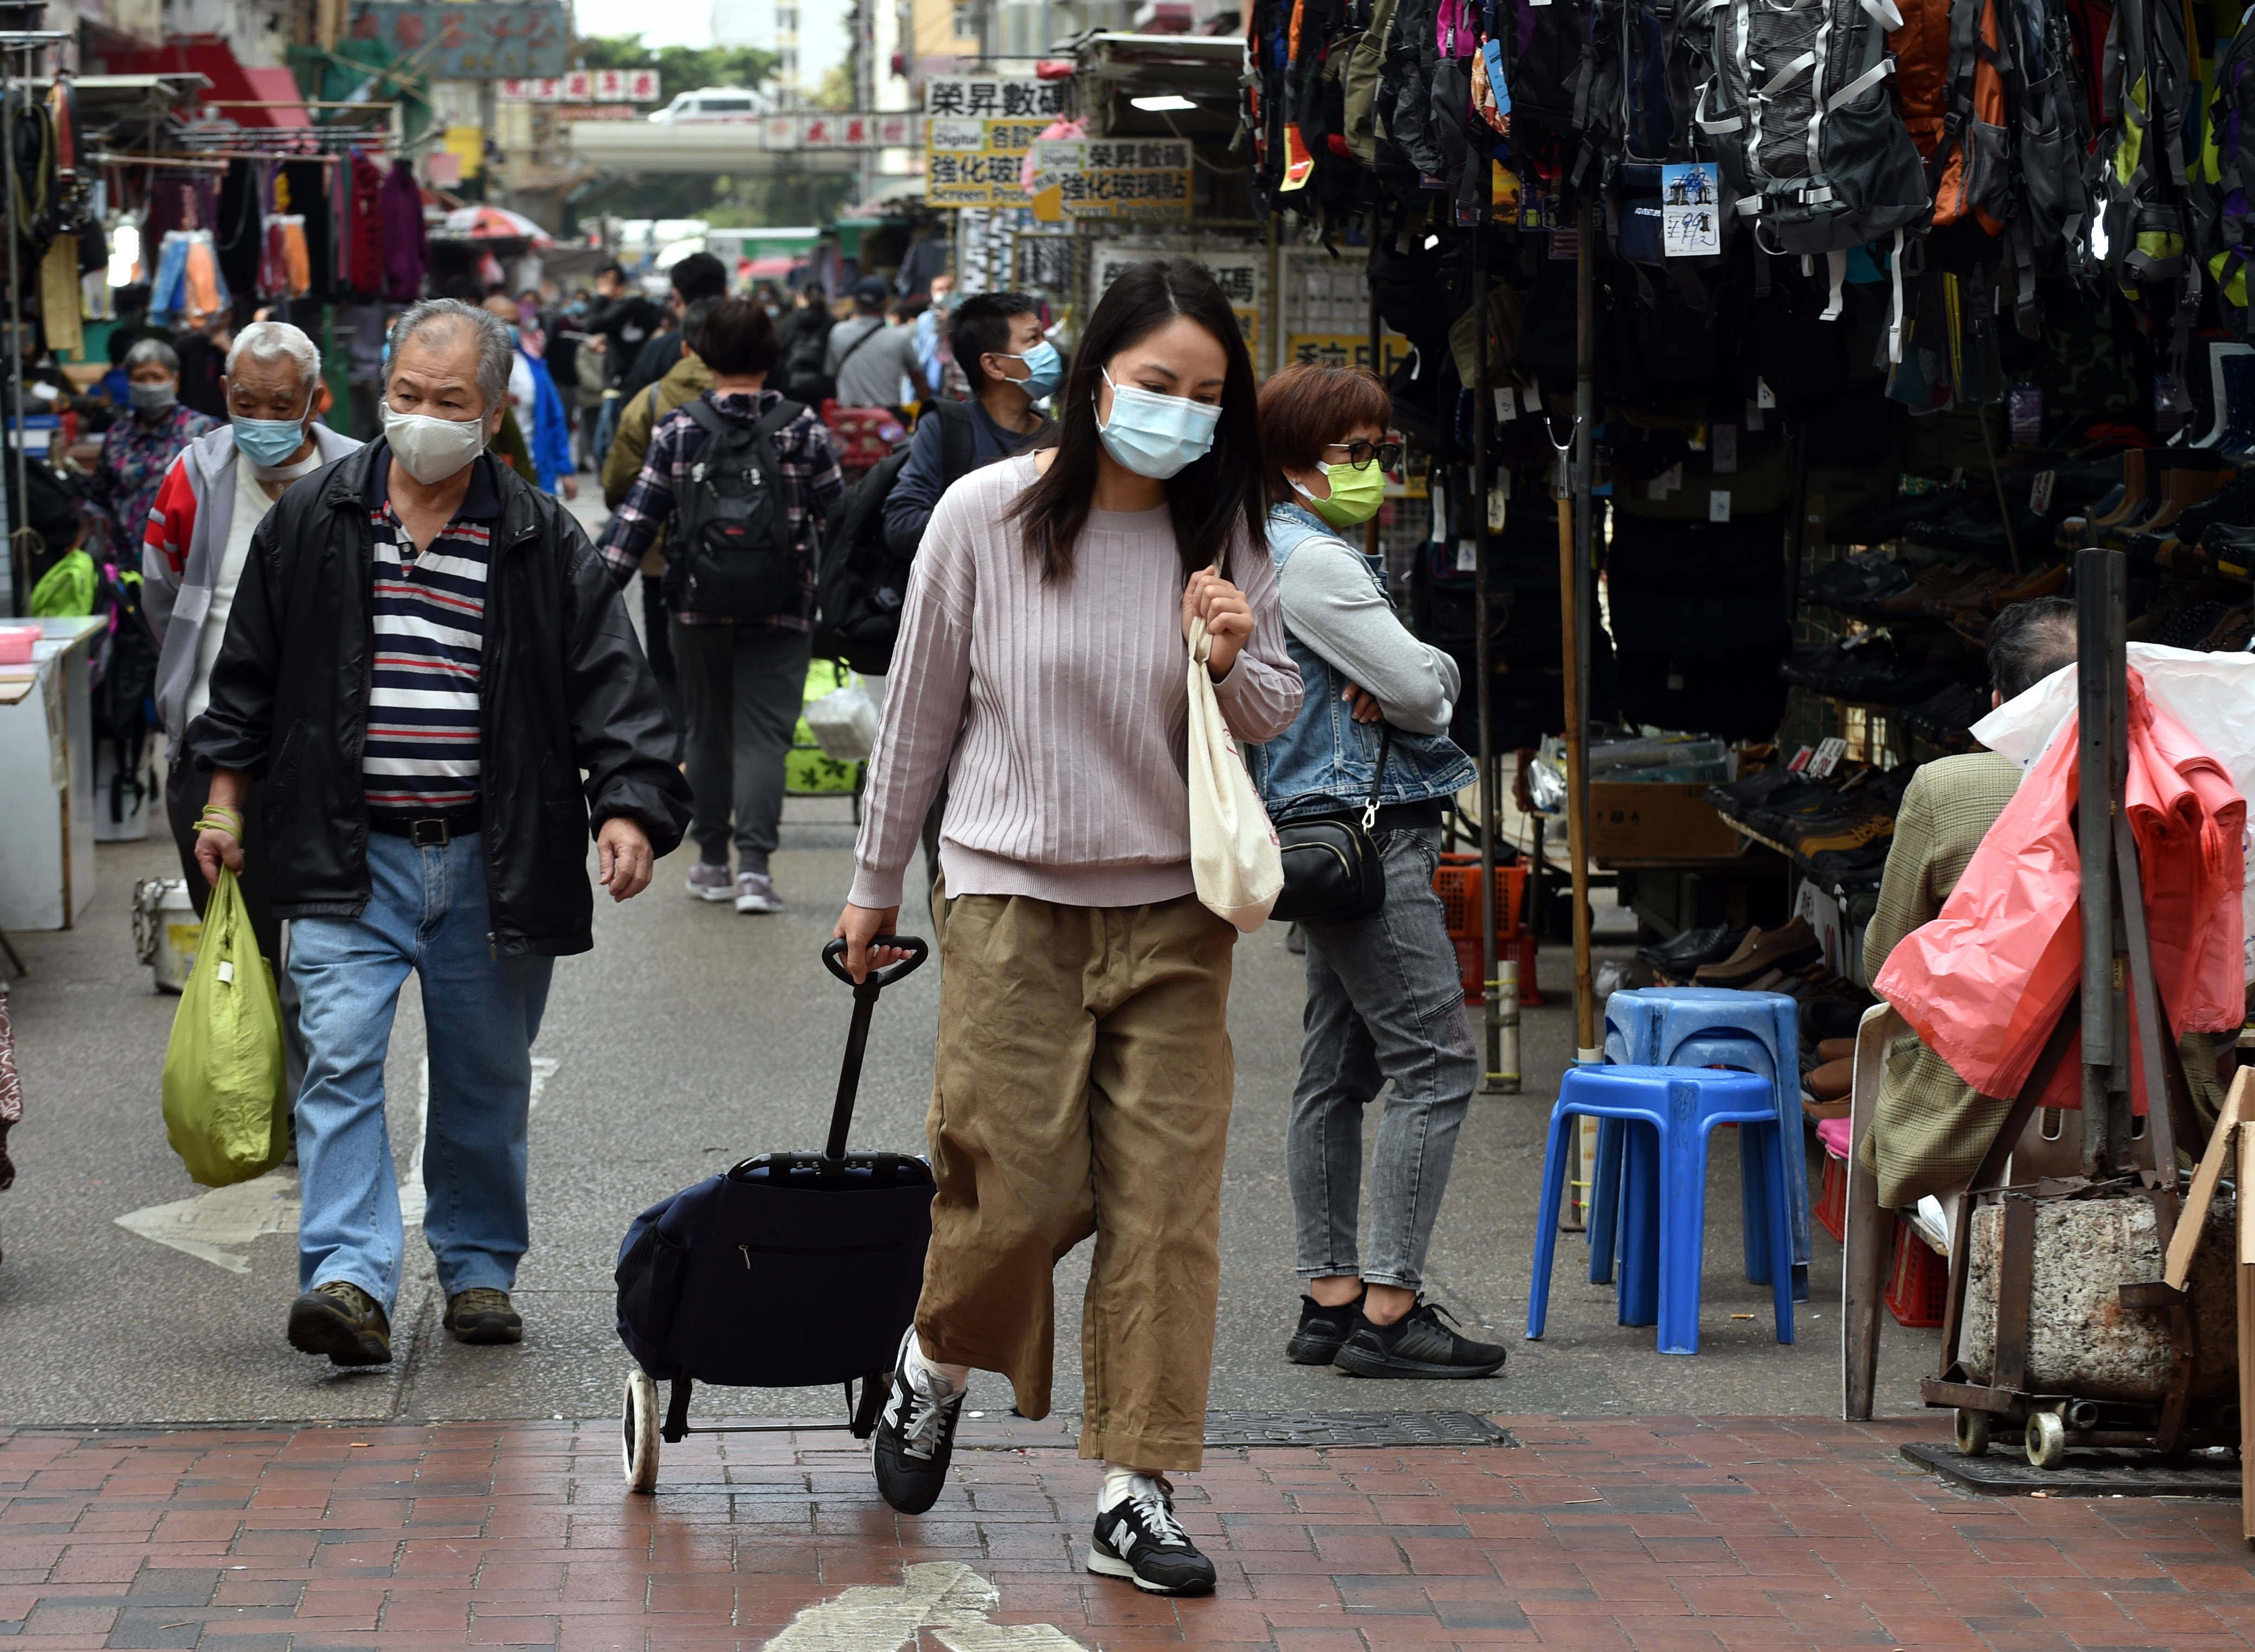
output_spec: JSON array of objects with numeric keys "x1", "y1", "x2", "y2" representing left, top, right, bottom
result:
[
  {"x1": 1087, "y1": 1475, "x2": 1217, "y2": 1595},
  {"x1": 871, "y1": 1328, "x2": 967, "y2": 1515}
]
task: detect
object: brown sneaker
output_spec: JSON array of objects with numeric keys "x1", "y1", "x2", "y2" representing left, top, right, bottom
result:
[
  {"x1": 443, "y1": 1287, "x2": 523, "y2": 1345},
  {"x1": 287, "y1": 1281, "x2": 392, "y2": 1366}
]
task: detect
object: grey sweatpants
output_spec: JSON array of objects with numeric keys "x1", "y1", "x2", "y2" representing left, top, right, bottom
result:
[{"x1": 669, "y1": 619, "x2": 811, "y2": 875}]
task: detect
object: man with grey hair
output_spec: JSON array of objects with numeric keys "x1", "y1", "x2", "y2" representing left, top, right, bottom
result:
[
  {"x1": 186, "y1": 296, "x2": 690, "y2": 1369},
  {"x1": 144, "y1": 319, "x2": 357, "y2": 1068},
  {"x1": 91, "y1": 334, "x2": 216, "y2": 556}
]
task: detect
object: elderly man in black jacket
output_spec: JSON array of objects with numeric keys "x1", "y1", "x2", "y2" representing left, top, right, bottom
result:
[{"x1": 189, "y1": 296, "x2": 691, "y2": 1369}]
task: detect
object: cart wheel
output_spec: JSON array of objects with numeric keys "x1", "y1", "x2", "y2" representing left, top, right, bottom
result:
[
  {"x1": 622, "y1": 1368, "x2": 661, "y2": 1494},
  {"x1": 2025, "y1": 1410, "x2": 2067, "y2": 1470},
  {"x1": 1954, "y1": 1409, "x2": 1990, "y2": 1457}
]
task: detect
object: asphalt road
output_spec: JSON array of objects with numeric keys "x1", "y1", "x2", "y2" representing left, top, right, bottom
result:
[{"x1": 0, "y1": 797, "x2": 1940, "y2": 1431}]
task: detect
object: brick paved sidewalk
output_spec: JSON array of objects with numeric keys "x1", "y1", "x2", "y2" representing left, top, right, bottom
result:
[{"x1": 4, "y1": 1414, "x2": 2252, "y2": 1650}]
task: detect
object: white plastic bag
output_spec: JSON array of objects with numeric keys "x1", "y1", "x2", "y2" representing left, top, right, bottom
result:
[
  {"x1": 803, "y1": 682, "x2": 880, "y2": 762},
  {"x1": 1185, "y1": 610, "x2": 1281, "y2": 932}
]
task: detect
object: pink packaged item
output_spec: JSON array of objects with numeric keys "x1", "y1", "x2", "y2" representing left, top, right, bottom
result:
[{"x1": 0, "y1": 624, "x2": 41, "y2": 666}]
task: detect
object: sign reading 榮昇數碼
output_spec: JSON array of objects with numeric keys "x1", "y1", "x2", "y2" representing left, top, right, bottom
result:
[
  {"x1": 1029, "y1": 138, "x2": 1193, "y2": 222},
  {"x1": 348, "y1": 1, "x2": 569, "y2": 79},
  {"x1": 922, "y1": 77, "x2": 1068, "y2": 209}
]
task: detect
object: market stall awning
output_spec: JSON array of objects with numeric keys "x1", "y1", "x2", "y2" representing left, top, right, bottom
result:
[
  {"x1": 435, "y1": 205, "x2": 554, "y2": 248},
  {"x1": 102, "y1": 37, "x2": 309, "y2": 126}
]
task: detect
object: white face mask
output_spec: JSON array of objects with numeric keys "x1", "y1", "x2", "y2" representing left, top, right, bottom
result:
[{"x1": 379, "y1": 397, "x2": 489, "y2": 485}]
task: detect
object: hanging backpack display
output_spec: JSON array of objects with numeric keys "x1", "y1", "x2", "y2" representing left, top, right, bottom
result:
[
  {"x1": 2207, "y1": 17, "x2": 2255, "y2": 331},
  {"x1": 1696, "y1": 0, "x2": 1932, "y2": 319},
  {"x1": 2089, "y1": 0, "x2": 2193, "y2": 289},
  {"x1": 668, "y1": 398, "x2": 809, "y2": 621}
]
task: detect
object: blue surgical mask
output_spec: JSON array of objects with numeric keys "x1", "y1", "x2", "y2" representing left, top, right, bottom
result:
[
  {"x1": 1096, "y1": 367, "x2": 1221, "y2": 480},
  {"x1": 1008, "y1": 339, "x2": 1062, "y2": 399},
  {"x1": 231, "y1": 399, "x2": 312, "y2": 468}
]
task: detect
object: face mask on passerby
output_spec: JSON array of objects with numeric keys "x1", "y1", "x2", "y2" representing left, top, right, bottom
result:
[
  {"x1": 380, "y1": 397, "x2": 491, "y2": 485},
  {"x1": 1096, "y1": 367, "x2": 1220, "y2": 480},
  {"x1": 231, "y1": 393, "x2": 315, "y2": 467},
  {"x1": 128, "y1": 379, "x2": 177, "y2": 415},
  {"x1": 1003, "y1": 340, "x2": 1062, "y2": 399},
  {"x1": 1294, "y1": 459, "x2": 1387, "y2": 528}
]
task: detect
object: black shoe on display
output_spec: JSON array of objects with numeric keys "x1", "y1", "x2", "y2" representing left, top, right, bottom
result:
[
  {"x1": 1333, "y1": 1299, "x2": 1508, "y2": 1379},
  {"x1": 871, "y1": 1328, "x2": 968, "y2": 1515},
  {"x1": 1087, "y1": 1475, "x2": 1217, "y2": 1595},
  {"x1": 1285, "y1": 1290, "x2": 1364, "y2": 1364}
]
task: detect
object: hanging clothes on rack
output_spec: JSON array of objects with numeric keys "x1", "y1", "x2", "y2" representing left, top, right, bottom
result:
[
  {"x1": 142, "y1": 172, "x2": 218, "y2": 245},
  {"x1": 345, "y1": 151, "x2": 384, "y2": 295},
  {"x1": 38, "y1": 232, "x2": 81, "y2": 357},
  {"x1": 379, "y1": 157, "x2": 426, "y2": 301},
  {"x1": 213, "y1": 157, "x2": 263, "y2": 301},
  {"x1": 281, "y1": 159, "x2": 333, "y2": 298},
  {"x1": 149, "y1": 230, "x2": 228, "y2": 326}
]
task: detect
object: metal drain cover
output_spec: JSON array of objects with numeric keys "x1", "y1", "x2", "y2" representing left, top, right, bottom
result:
[
  {"x1": 1203, "y1": 1411, "x2": 1515, "y2": 1449},
  {"x1": 1902, "y1": 1440, "x2": 2241, "y2": 1497}
]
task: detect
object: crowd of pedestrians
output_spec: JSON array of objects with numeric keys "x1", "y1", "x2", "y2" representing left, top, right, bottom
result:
[{"x1": 107, "y1": 253, "x2": 1499, "y2": 1604}]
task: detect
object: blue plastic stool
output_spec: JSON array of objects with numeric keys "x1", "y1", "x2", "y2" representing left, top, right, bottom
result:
[
  {"x1": 1528, "y1": 1064, "x2": 1796, "y2": 1355},
  {"x1": 1590, "y1": 987, "x2": 1809, "y2": 1302}
]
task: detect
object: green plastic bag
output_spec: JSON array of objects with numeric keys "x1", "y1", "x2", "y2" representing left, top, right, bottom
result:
[
  {"x1": 160, "y1": 868, "x2": 288, "y2": 1186},
  {"x1": 27, "y1": 548, "x2": 93, "y2": 617}
]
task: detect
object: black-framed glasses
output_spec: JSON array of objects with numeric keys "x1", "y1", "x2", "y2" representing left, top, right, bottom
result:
[{"x1": 1326, "y1": 438, "x2": 1403, "y2": 471}]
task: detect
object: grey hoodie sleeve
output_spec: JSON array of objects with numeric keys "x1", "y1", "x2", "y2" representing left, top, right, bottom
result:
[{"x1": 1275, "y1": 533, "x2": 1461, "y2": 736}]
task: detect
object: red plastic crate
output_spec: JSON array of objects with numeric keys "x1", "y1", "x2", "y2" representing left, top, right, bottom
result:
[
  {"x1": 1434, "y1": 853, "x2": 1526, "y2": 940},
  {"x1": 1885, "y1": 1217, "x2": 1949, "y2": 1328},
  {"x1": 1815, "y1": 1151, "x2": 1847, "y2": 1243},
  {"x1": 1455, "y1": 929, "x2": 1543, "y2": 1006}
]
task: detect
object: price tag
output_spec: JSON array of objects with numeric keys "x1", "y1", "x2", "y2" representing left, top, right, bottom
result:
[
  {"x1": 1457, "y1": 538, "x2": 1478, "y2": 572},
  {"x1": 1786, "y1": 745, "x2": 1815, "y2": 773},
  {"x1": 1805, "y1": 736, "x2": 1848, "y2": 779},
  {"x1": 1708, "y1": 489, "x2": 1731, "y2": 523},
  {"x1": 1712, "y1": 424, "x2": 1738, "y2": 475},
  {"x1": 2029, "y1": 469, "x2": 2056, "y2": 513},
  {"x1": 216, "y1": 959, "x2": 235, "y2": 984},
  {"x1": 1494, "y1": 388, "x2": 1516, "y2": 422},
  {"x1": 1645, "y1": 462, "x2": 1681, "y2": 501},
  {"x1": 1487, "y1": 486, "x2": 1508, "y2": 531},
  {"x1": 1756, "y1": 377, "x2": 1776, "y2": 409},
  {"x1": 1522, "y1": 385, "x2": 1543, "y2": 411}
]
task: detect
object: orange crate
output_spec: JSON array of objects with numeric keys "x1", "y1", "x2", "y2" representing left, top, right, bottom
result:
[
  {"x1": 1815, "y1": 1151, "x2": 1847, "y2": 1243},
  {"x1": 1434, "y1": 853, "x2": 1526, "y2": 940},
  {"x1": 1455, "y1": 929, "x2": 1543, "y2": 1006},
  {"x1": 1884, "y1": 1218, "x2": 1949, "y2": 1328}
]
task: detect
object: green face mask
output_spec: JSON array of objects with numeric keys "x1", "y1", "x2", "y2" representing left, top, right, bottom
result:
[{"x1": 1297, "y1": 459, "x2": 1387, "y2": 528}]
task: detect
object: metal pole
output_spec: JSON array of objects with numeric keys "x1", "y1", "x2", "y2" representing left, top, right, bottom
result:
[
  {"x1": 2074, "y1": 546, "x2": 2127, "y2": 1175},
  {"x1": 1472, "y1": 225, "x2": 1507, "y2": 1093},
  {"x1": 3, "y1": 49, "x2": 27, "y2": 617},
  {"x1": 1565, "y1": 199, "x2": 1597, "y2": 1061}
]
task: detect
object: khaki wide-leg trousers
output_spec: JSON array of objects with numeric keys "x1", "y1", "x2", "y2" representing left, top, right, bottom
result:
[{"x1": 916, "y1": 889, "x2": 1236, "y2": 1471}]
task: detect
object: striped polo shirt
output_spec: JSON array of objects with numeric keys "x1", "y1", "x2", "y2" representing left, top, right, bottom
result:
[{"x1": 362, "y1": 451, "x2": 500, "y2": 822}]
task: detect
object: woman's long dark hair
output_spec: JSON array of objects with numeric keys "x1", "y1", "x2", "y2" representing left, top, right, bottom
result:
[{"x1": 1008, "y1": 257, "x2": 1266, "y2": 584}]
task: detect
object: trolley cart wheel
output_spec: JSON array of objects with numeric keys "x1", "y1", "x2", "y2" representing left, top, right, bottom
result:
[
  {"x1": 623, "y1": 1368, "x2": 661, "y2": 1493},
  {"x1": 1953, "y1": 1409, "x2": 1990, "y2": 1458},
  {"x1": 2025, "y1": 1410, "x2": 2067, "y2": 1470}
]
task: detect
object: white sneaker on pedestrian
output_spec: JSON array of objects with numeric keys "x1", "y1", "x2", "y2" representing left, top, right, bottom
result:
[
  {"x1": 735, "y1": 873, "x2": 783, "y2": 914},
  {"x1": 685, "y1": 861, "x2": 734, "y2": 902}
]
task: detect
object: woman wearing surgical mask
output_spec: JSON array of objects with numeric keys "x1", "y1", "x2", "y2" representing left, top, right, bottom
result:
[
  {"x1": 88, "y1": 335, "x2": 218, "y2": 551},
  {"x1": 834, "y1": 260, "x2": 1301, "y2": 1593},
  {"x1": 1244, "y1": 362, "x2": 1504, "y2": 1385}
]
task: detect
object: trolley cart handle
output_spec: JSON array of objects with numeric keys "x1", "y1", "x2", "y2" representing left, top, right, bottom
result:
[{"x1": 819, "y1": 935, "x2": 930, "y2": 1166}]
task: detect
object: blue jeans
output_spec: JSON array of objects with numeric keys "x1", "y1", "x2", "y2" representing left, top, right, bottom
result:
[
  {"x1": 1288, "y1": 826, "x2": 1477, "y2": 1290},
  {"x1": 287, "y1": 830, "x2": 555, "y2": 1312}
]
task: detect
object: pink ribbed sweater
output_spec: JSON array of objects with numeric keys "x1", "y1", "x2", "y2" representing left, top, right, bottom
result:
[{"x1": 848, "y1": 455, "x2": 1303, "y2": 911}]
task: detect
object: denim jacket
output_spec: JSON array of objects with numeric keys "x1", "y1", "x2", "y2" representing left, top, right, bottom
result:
[{"x1": 1247, "y1": 503, "x2": 1477, "y2": 822}]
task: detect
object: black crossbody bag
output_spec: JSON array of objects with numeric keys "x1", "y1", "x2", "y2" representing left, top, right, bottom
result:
[{"x1": 1270, "y1": 726, "x2": 1393, "y2": 924}]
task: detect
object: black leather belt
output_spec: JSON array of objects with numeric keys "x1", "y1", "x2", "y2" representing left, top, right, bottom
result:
[{"x1": 369, "y1": 811, "x2": 481, "y2": 847}]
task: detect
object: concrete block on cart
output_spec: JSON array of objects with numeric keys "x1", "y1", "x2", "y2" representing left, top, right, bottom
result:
[{"x1": 1962, "y1": 1192, "x2": 2239, "y2": 1402}]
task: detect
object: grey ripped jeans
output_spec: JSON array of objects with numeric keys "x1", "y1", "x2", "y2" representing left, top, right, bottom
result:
[{"x1": 1288, "y1": 824, "x2": 1477, "y2": 1290}]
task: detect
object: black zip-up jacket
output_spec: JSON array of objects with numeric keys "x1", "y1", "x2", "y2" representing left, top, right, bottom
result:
[{"x1": 188, "y1": 441, "x2": 692, "y2": 957}]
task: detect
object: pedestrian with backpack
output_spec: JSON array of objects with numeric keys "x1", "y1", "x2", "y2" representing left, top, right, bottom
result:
[
  {"x1": 833, "y1": 259, "x2": 1302, "y2": 1594},
  {"x1": 598, "y1": 298, "x2": 845, "y2": 915},
  {"x1": 776, "y1": 281, "x2": 836, "y2": 405}
]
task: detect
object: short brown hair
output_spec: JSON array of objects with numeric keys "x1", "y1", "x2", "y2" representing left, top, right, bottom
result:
[{"x1": 1258, "y1": 363, "x2": 1393, "y2": 504}]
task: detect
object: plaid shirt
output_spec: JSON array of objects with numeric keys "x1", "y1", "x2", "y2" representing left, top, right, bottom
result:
[{"x1": 596, "y1": 389, "x2": 843, "y2": 628}]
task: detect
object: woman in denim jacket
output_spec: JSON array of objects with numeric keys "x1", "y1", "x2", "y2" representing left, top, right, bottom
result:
[{"x1": 1247, "y1": 364, "x2": 1507, "y2": 1379}]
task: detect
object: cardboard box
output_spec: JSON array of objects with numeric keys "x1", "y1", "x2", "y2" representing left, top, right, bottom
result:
[{"x1": 1585, "y1": 781, "x2": 1744, "y2": 861}]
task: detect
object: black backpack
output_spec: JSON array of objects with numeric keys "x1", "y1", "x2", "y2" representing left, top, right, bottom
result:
[
  {"x1": 781, "y1": 314, "x2": 837, "y2": 405},
  {"x1": 667, "y1": 397, "x2": 808, "y2": 620},
  {"x1": 814, "y1": 401, "x2": 977, "y2": 675},
  {"x1": 89, "y1": 556, "x2": 160, "y2": 827}
]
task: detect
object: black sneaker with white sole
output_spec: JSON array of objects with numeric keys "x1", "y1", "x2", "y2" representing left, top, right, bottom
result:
[
  {"x1": 1332, "y1": 1298, "x2": 1507, "y2": 1378},
  {"x1": 870, "y1": 1328, "x2": 967, "y2": 1515},
  {"x1": 1285, "y1": 1290, "x2": 1364, "y2": 1364},
  {"x1": 1087, "y1": 1475, "x2": 1216, "y2": 1595}
]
